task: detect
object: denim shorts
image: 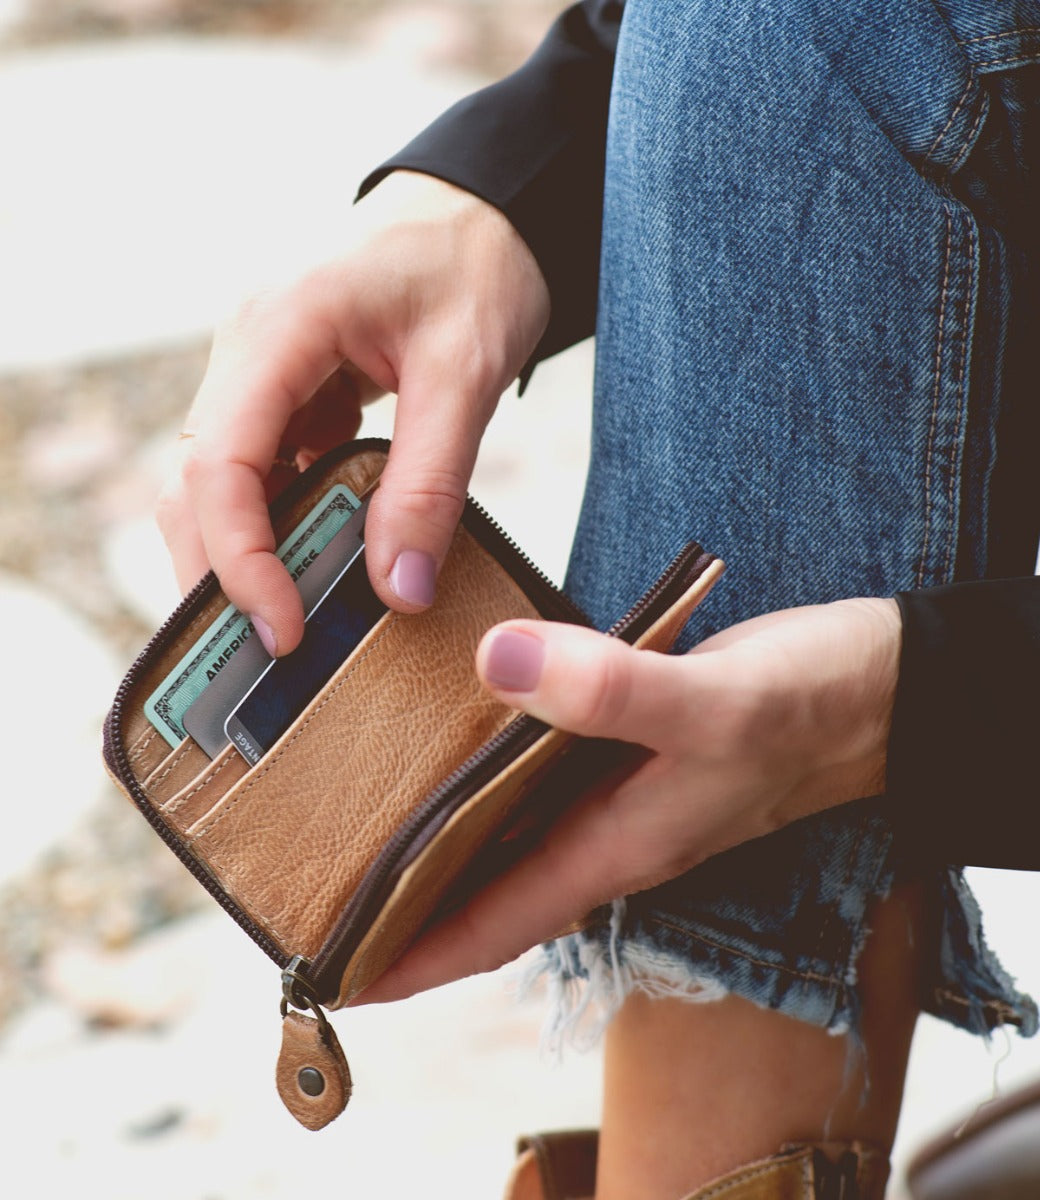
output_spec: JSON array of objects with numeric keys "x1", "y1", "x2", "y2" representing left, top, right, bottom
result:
[{"x1": 532, "y1": 0, "x2": 1040, "y2": 1045}]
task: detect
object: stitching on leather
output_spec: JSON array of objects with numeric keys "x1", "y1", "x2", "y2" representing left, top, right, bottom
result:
[
  {"x1": 646, "y1": 918, "x2": 843, "y2": 986},
  {"x1": 696, "y1": 1156, "x2": 800, "y2": 1198},
  {"x1": 960, "y1": 26, "x2": 1040, "y2": 44},
  {"x1": 917, "y1": 205, "x2": 954, "y2": 587},
  {"x1": 192, "y1": 615, "x2": 399, "y2": 839},
  {"x1": 147, "y1": 739, "x2": 195, "y2": 790},
  {"x1": 942, "y1": 213, "x2": 975, "y2": 583},
  {"x1": 164, "y1": 749, "x2": 239, "y2": 815},
  {"x1": 127, "y1": 727, "x2": 158, "y2": 761},
  {"x1": 924, "y1": 73, "x2": 975, "y2": 163}
]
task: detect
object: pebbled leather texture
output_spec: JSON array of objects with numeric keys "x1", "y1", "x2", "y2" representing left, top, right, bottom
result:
[
  {"x1": 107, "y1": 442, "x2": 725, "y2": 1049},
  {"x1": 330, "y1": 555, "x2": 725, "y2": 1008},
  {"x1": 275, "y1": 1009, "x2": 352, "y2": 1131},
  {"x1": 183, "y1": 520, "x2": 539, "y2": 961},
  {"x1": 105, "y1": 441, "x2": 729, "y2": 1132}
]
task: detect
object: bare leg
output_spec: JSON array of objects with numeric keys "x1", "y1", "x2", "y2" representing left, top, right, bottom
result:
[{"x1": 595, "y1": 882, "x2": 926, "y2": 1200}]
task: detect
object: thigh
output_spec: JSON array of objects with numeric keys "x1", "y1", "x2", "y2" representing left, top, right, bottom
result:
[
  {"x1": 568, "y1": 0, "x2": 1035, "y2": 642},
  {"x1": 549, "y1": 0, "x2": 1040, "y2": 1043}
]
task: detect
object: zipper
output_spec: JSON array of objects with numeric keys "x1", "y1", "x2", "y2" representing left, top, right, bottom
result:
[
  {"x1": 307, "y1": 540, "x2": 717, "y2": 1001},
  {"x1": 102, "y1": 438, "x2": 594, "y2": 975}
]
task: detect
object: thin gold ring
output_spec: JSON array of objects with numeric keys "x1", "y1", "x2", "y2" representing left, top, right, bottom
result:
[{"x1": 178, "y1": 431, "x2": 196, "y2": 441}]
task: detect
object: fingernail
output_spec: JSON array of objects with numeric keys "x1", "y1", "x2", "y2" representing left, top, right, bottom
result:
[
  {"x1": 484, "y1": 629, "x2": 545, "y2": 692},
  {"x1": 252, "y1": 614, "x2": 277, "y2": 657},
  {"x1": 389, "y1": 549, "x2": 437, "y2": 607}
]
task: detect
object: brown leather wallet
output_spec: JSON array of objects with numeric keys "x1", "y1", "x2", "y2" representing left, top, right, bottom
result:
[{"x1": 102, "y1": 438, "x2": 724, "y2": 1130}]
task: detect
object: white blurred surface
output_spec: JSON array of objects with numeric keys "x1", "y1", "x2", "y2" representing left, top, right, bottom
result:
[
  {"x1": 0, "y1": 571, "x2": 120, "y2": 884},
  {"x1": 0, "y1": 25, "x2": 1037, "y2": 1200},
  {"x1": 0, "y1": 38, "x2": 478, "y2": 372}
]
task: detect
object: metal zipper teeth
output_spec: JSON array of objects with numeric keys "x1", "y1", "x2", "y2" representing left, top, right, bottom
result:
[
  {"x1": 307, "y1": 511, "x2": 597, "y2": 994},
  {"x1": 604, "y1": 542, "x2": 715, "y2": 642},
  {"x1": 459, "y1": 494, "x2": 590, "y2": 626},
  {"x1": 103, "y1": 573, "x2": 292, "y2": 967},
  {"x1": 309, "y1": 540, "x2": 718, "y2": 998},
  {"x1": 103, "y1": 440, "x2": 402, "y2": 968},
  {"x1": 102, "y1": 437, "x2": 590, "y2": 974}
]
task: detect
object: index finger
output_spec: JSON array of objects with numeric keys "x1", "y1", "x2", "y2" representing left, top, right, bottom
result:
[{"x1": 183, "y1": 298, "x2": 354, "y2": 655}]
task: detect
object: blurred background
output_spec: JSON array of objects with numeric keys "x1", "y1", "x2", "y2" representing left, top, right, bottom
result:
[{"x1": 0, "y1": 2, "x2": 1037, "y2": 1196}]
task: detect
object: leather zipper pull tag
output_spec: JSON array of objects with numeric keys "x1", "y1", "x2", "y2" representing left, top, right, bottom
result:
[{"x1": 276, "y1": 1007, "x2": 352, "y2": 1130}]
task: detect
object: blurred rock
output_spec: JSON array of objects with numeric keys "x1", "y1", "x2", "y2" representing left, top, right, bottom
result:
[
  {"x1": 0, "y1": 0, "x2": 26, "y2": 39},
  {"x1": 23, "y1": 411, "x2": 129, "y2": 491},
  {"x1": 0, "y1": 572, "x2": 119, "y2": 884},
  {"x1": 44, "y1": 935, "x2": 196, "y2": 1029},
  {"x1": 356, "y1": 2, "x2": 478, "y2": 71}
]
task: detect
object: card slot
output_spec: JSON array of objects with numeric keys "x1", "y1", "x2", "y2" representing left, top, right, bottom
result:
[
  {"x1": 158, "y1": 744, "x2": 248, "y2": 836},
  {"x1": 142, "y1": 736, "x2": 212, "y2": 804},
  {"x1": 126, "y1": 724, "x2": 174, "y2": 781},
  {"x1": 178, "y1": 525, "x2": 540, "y2": 961},
  {"x1": 117, "y1": 446, "x2": 390, "y2": 778}
]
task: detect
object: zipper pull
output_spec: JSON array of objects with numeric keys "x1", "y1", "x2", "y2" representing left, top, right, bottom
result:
[{"x1": 276, "y1": 956, "x2": 352, "y2": 1130}]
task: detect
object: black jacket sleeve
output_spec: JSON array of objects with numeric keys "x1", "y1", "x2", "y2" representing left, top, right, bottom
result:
[
  {"x1": 888, "y1": 577, "x2": 1040, "y2": 869},
  {"x1": 356, "y1": 1, "x2": 624, "y2": 373}
]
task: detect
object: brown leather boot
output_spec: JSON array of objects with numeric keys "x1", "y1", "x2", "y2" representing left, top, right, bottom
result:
[
  {"x1": 502, "y1": 1130, "x2": 890, "y2": 1200},
  {"x1": 905, "y1": 1077, "x2": 1040, "y2": 1200}
]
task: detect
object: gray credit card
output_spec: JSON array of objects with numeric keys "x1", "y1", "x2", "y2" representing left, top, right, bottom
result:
[{"x1": 182, "y1": 494, "x2": 371, "y2": 757}]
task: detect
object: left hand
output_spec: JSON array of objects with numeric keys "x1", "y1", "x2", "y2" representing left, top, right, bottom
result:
[{"x1": 353, "y1": 596, "x2": 902, "y2": 1005}]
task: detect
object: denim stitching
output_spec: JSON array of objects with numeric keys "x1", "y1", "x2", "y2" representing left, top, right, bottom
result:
[
  {"x1": 941, "y1": 213, "x2": 975, "y2": 584},
  {"x1": 933, "y1": 987, "x2": 1017, "y2": 1020},
  {"x1": 924, "y1": 73, "x2": 975, "y2": 164},
  {"x1": 917, "y1": 205, "x2": 954, "y2": 587},
  {"x1": 946, "y1": 89, "x2": 990, "y2": 178},
  {"x1": 646, "y1": 917, "x2": 843, "y2": 987},
  {"x1": 960, "y1": 27, "x2": 1040, "y2": 45},
  {"x1": 973, "y1": 51, "x2": 1040, "y2": 70},
  {"x1": 805, "y1": 813, "x2": 872, "y2": 1012},
  {"x1": 826, "y1": 815, "x2": 896, "y2": 1030}
]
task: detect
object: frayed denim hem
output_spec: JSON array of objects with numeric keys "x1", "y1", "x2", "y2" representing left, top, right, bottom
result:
[
  {"x1": 518, "y1": 899, "x2": 729, "y2": 1057},
  {"x1": 518, "y1": 858, "x2": 1037, "y2": 1059}
]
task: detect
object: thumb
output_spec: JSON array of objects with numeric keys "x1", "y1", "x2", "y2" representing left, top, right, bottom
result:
[{"x1": 477, "y1": 620, "x2": 693, "y2": 752}]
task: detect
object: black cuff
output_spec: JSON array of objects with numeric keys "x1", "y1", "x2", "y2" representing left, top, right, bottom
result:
[
  {"x1": 888, "y1": 578, "x2": 1040, "y2": 869},
  {"x1": 357, "y1": 2, "x2": 623, "y2": 383}
]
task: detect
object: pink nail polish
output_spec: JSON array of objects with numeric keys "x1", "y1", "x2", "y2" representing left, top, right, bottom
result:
[
  {"x1": 252, "y1": 614, "x2": 277, "y2": 657},
  {"x1": 389, "y1": 550, "x2": 437, "y2": 607},
  {"x1": 484, "y1": 629, "x2": 545, "y2": 692}
]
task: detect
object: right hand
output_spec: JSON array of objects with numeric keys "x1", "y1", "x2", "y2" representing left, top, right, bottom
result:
[{"x1": 157, "y1": 170, "x2": 550, "y2": 655}]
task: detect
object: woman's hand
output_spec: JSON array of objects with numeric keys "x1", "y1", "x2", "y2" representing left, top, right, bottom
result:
[
  {"x1": 354, "y1": 595, "x2": 902, "y2": 1004},
  {"x1": 157, "y1": 170, "x2": 550, "y2": 655}
]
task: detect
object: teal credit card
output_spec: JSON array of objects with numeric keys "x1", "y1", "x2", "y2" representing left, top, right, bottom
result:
[{"x1": 144, "y1": 484, "x2": 363, "y2": 750}]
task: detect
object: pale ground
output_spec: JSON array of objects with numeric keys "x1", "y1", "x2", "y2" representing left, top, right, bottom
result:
[{"x1": 0, "y1": 16, "x2": 1038, "y2": 1199}]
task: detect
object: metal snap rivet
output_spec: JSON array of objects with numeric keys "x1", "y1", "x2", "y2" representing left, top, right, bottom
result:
[{"x1": 298, "y1": 1067, "x2": 326, "y2": 1097}]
